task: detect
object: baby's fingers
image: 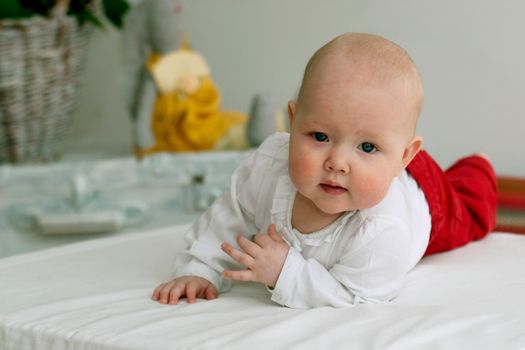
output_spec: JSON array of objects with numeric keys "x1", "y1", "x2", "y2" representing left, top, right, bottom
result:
[
  {"x1": 167, "y1": 285, "x2": 184, "y2": 305},
  {"x1": 223, "y1": 269, "x2": 255, "y2": 282},
  {"x1": 221, "y1": 242, "x2": 255, "y2": 268},
  {"x1": 237, "y1": 235, "x2": 260, "y2": 256},
  {"x1": 153, "y1": 281, "x2": 182, "y2": 304},
  {"x1": 205, "y1": 284, "x2": 218, "y2": 300},
  {"x1": 185, "y1": 281, "x2": 200, "y2": 304},
  {"x1": 267, "y1": 224, "x2": 283, "y2": 242},
  {"x1": 151, "y1": 283, "x2": 165, "y2": 301}
]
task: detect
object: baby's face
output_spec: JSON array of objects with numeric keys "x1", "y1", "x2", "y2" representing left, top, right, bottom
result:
[{"x1": 288, "y1": 72, "x2": 420, "y2": 215}]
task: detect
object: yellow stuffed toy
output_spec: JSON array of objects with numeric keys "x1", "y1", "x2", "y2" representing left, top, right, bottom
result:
[{"x1": 137, "y1": 41, "x2": 247, "y2": 155}]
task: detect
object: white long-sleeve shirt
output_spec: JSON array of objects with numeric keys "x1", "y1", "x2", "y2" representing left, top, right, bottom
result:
[{"x1": 173, "y1": 132, "x2": 431, "y2": 308}]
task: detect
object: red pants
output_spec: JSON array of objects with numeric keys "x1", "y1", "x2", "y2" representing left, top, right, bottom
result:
[{"x1": 407, "y1": 151, "x2": 497, "y2": 256}]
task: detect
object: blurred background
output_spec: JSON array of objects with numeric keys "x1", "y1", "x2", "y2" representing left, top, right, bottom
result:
[
  {"x1": 1, "y1": 0, "x2": 524, "y2": 173},
  {"x1": 1, "y1": 0, "x2": 524, "y2": 256}
]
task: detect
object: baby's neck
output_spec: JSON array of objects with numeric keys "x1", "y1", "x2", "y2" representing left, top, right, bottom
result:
[{"x1": 291, "y1": 192, "x2": 346, "y2": 234}]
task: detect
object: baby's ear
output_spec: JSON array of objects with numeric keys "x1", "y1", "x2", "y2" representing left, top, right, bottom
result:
[
  {"x1": 401, "y1": 136, "x2": 423, "y2": 169},
  {"x1": 288, "y1": 101, "x2": 296, "y2": 126}
]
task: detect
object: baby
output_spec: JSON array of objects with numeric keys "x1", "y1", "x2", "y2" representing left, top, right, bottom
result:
[{"x1": 152, "y1": 33, "x2": 497, "y2": 308}]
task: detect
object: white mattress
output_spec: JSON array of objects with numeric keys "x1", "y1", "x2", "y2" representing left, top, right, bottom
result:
[{"x1": 1, "y1": 225, "x2": 524, "y2": 349}]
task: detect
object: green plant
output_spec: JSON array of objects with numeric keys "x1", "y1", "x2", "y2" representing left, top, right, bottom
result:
[{"x1": 0, "y1": 0, "x2": 130, "y2": 29}]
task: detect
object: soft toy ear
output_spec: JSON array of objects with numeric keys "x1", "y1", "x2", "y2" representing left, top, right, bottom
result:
[{"x1": 401, "y1": 136, "x2": 423, "y2": 169}]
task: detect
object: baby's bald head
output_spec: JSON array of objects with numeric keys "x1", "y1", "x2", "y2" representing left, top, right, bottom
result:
[{"x1": 297, "y1": 33, "x2": 424, "y2": 136}]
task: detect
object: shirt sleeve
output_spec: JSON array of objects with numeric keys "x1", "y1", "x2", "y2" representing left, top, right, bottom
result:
[
  {"x1": 173, "y1": 152, "x2": 258, "y2": 292},
  {"x1": 173, "y1": 133, "x2": 288, "y2": 292},
  {"x1": 269, "y1": 216, "x2": 413, "y2": 308}
]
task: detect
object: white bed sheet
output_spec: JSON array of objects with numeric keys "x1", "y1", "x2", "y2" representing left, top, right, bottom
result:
[{"x1": 1, "y1": 225, "x2": 524, "y2": 350}]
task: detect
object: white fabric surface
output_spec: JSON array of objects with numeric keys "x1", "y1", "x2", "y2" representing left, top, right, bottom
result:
[
  {"x1": 175, "y1": 132, "x2": 431, "y2": 308},
  {"x1": 1, "y1": 225, "x2": 525, "y2": 349}
]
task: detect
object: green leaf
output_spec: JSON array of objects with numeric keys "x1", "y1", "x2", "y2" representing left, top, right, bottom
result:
[
  {"x1": 0, "y1": 0, "x2": 56, "y2": 19},
  {"x1": 0, "y1": 0, "x2": 33, "y2": 19},
  {"x1": 1, "y1": 0, "x2": 130, "y2": 32},
  {"x1": 73, "y1": 9, "x2": 103, "y2": 28},
  {"x1": 68, "y1": 0, "x2": 92, "y2": 14},
  {"x1": 102, "y1": 0, "x2": 130, "y2": 28},
  {"x1": 19, "y1": 0, "x2": 54, "y2": 16}
]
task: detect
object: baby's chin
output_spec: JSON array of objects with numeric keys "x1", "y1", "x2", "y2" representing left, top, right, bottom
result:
[
  {"x1": 314, "y1": 202, "x2": 357, "y2": 217},
  {"x1": 317, "y1": 198, "x2": 383, "y2": 215}
]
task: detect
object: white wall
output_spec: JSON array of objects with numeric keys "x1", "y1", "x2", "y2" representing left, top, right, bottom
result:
[{"x1": 65, "y1": 0, "x2": 525, "y2": 176}]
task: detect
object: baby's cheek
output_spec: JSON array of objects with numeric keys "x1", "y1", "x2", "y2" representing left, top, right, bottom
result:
[
  {"x1": 290, "y1": 156, "x2": 317, "y2": 179},
  {"x1": 356, "y1": 175, "x2": 390, "y2": 207}
]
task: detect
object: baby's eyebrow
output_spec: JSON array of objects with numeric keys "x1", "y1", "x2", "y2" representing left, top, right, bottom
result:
[
  {"x1": 353, "y1": 132, "x2": 391, "y2": 148},
  {"x1": 300, "y1": 121, "x2": 329, "y2": 130}
]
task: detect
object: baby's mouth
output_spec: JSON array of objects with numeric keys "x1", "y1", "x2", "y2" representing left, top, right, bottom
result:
[{"x1": 320, "y1": 182, "x2": 347, "y2": 195}]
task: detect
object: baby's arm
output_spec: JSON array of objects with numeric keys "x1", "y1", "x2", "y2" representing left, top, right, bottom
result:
[
  {"x1": 152, "y1": 142, "x2": 269, "y2": 303},
  {"x1": 273, "y1": 219, "x2": 413, "y2": 308},
  {"x1": 221, "y1": 227, "x2": 358, "y2": 308},
  {"x1": 224, "y1": 218, "x2": 414, "y2": 308},
  {"x1": 151, "y1": 276, "x2": 217, "y2": 304},
  {"x1": 152, "y1": 134, "x2": 288, "y2": 304}
]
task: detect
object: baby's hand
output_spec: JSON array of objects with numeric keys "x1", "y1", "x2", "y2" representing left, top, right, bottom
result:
[
  {"x1": 221, "y1": 224, "x2": 289, "y2": 288},
  {"x1": 151, "y1": 276, "x2": 217, "y2": 305}
]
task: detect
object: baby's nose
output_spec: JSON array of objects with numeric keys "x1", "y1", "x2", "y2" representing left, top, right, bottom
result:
[{"x1": 325, "y1": 153, "x2": 350, "y2": 174}]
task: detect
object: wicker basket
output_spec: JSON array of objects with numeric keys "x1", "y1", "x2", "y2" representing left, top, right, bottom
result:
[{"x1": 0, "y1": 1, "x2": 91, "y2": 163}]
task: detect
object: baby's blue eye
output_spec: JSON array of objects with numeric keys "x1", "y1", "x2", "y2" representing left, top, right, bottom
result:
[
  {"x1": 359, "y1": 142, "x2": 377, "y2": 153},
  {"x1": 312, "y1": 132, "x2": 329, "y2": 142}
]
